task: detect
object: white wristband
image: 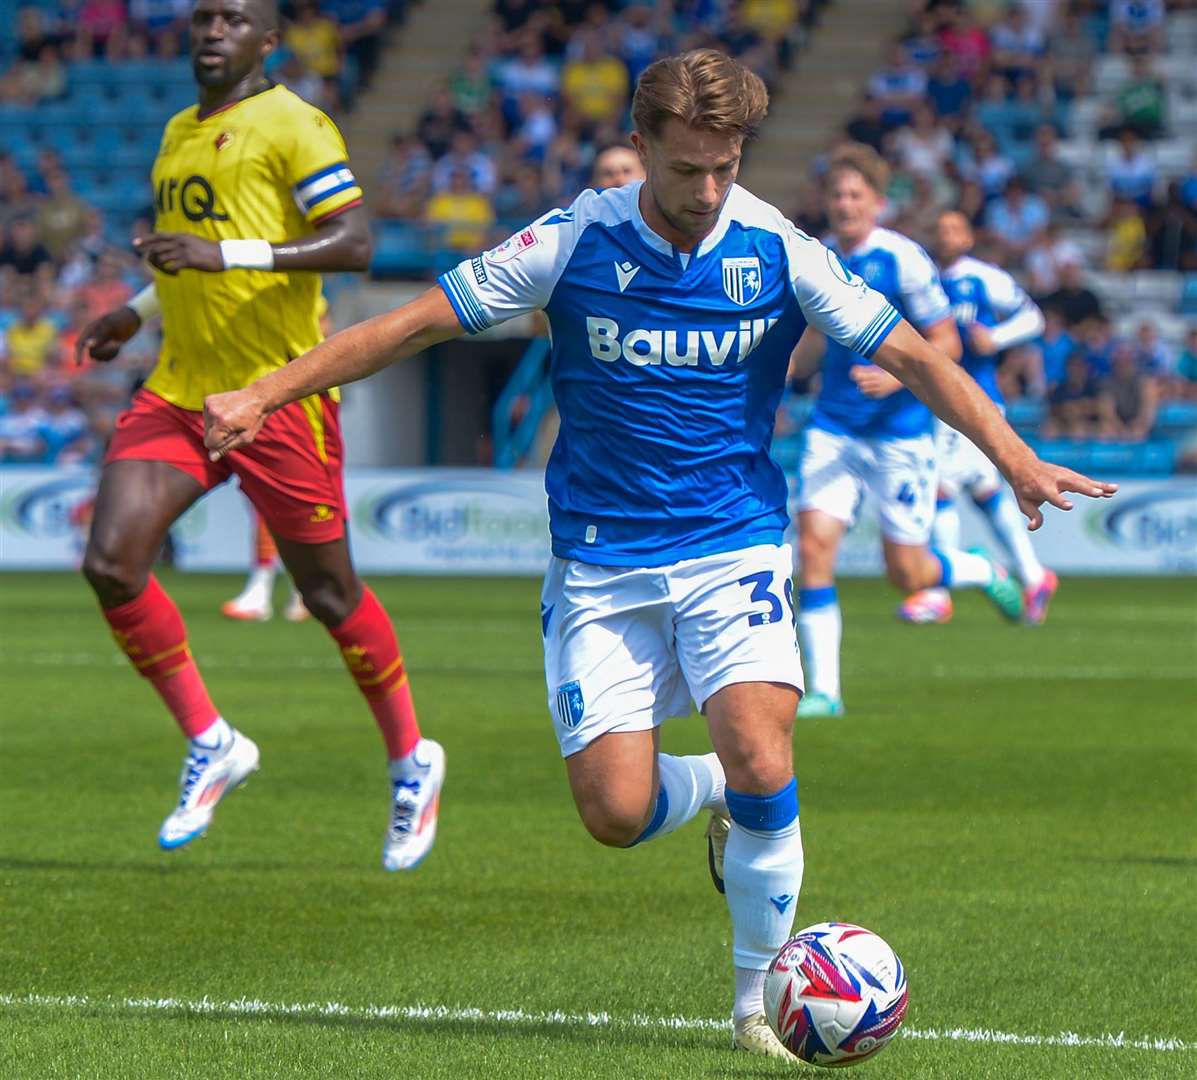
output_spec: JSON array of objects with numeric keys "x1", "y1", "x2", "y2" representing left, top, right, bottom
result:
[
  {"x1": 219, "y1": 238, "x2": 275, "y2": 271},
  {"x1": 126, "y1": 284, "x2": 161, "y2": 324}
]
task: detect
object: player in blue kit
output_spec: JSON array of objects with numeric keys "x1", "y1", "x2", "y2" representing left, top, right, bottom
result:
[
  {"x1": 203, "y1": 52, "x2": 1115, "y2": 1060},
  {"x1": 900, "y1": 211, "x2": 1057, "y2": 626},
  {"x1": 793, "y1": 145, "x2": 1027, "y2": 720}
]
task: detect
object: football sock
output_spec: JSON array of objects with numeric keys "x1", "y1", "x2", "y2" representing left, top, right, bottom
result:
[
  {"x1": 974, "y1": 488, "x2": 1046, "y2": 588},
  {"x1": 930, "y1": 547, "x2": 994, "y2": 589},
  {"x1": 242, "y1": 564, "x2": 277, "y2": 599},
  {"x1": 724, "y1": 780, "x2": 804, "y2": 1021},
  {"x1": 191, "y1": 715, "x2": 232, "y2": 751},
  {"x1": 328, "y1": 587, "x2": 420, "y2": 760},
  {"x1": 630, "y1": 752, "x2": 725, "y2": 845},
  {"x1": 102, "y1": 574, "x2": 220, "y2": 739},
  {"x1": 930, "y1": 496, "x2": 961, "y2": 552},
  {"x1": 797, "y1": 587, "x2": 841, "y2": 700}
]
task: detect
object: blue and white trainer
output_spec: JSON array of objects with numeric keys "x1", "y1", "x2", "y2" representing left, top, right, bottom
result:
[
  {"x1": 158, "y1": 729, "x2": 259, "y2": 850},
  {"x1": 383, "y1": 739, "x2": 446, "y2": 871}
]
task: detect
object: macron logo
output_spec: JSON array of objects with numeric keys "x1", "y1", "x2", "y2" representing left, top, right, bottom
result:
[
  {"x1": 770, "y1": 894, "x2": 795, "y2": 914},
  {"x1": 614, "y1": 260, "x2": 641, "y2": 293}
]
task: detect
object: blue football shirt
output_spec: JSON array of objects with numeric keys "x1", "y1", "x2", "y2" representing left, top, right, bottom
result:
[{"x1": 439, "y1": 182, "x2": 901, "y2": 566}]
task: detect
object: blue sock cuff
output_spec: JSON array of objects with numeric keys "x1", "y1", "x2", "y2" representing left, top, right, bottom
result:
[
  {"x1": 629, "y1": 784, "x2": 669, "y2": 846},
  {"x1": 929, "y1": 548, "x2": 952, "y2": 587},
  {"x1": 725, "y1": 779, "x2": 799, "y2": 832},
  {"x1": 798, "y1": 586, "x2": 838, "y2": 610},
  {"x1": 974, "y1": 489, "x2": 1002, "y2": 515},
  {"x1": 935, "y1": 496, "x2": 954, "y2": 511}
]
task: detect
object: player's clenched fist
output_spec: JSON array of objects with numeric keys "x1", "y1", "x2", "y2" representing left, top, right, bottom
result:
[
  {"x1": 76, "y1": 306, "x2": 141, "y2": 365},
  {"x1": 135, "y1": 232, "x2": 224, "y2": 275},
  {"x1": 203, "y1": 388, "x2": 268, "y2": 461}
]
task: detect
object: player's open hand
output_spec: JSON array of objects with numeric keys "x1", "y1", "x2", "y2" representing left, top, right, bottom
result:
[
  {"x1": 135, "y1": 232, "x2": 223, "y2": 275},
  {"x1": 1007, "y1": 458, "x2": 1118, "y2": 531},
  {"x1": 204, "y1": 388, "x2": 268, "y2": 461},
  {"x1": 849, "y1": 364, "x2": 903, "y2": 399},
  {"x1": 75, "y1": 306, "x2": 140, "y2": 365}
]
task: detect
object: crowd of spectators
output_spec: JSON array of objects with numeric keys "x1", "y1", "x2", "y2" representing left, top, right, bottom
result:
[
  {"x1": 374, "y1": 0, "x2": 825, "y2": 251},
  {"x1": 790, "y1": 0, "x2": 1197, "y2": 446}
]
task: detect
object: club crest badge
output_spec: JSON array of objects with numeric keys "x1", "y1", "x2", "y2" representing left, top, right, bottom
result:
[{"x1": 722, "y1": 256, "x2": 762, "y2": 306}]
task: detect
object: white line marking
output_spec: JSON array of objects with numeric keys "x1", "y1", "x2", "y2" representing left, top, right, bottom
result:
[
  {"x1": 1, "y1": 993, "x2": 1193, "y2": 1053},
  {"x1": 2, "y1": 652, "x2": 1193, "y2": 681}
]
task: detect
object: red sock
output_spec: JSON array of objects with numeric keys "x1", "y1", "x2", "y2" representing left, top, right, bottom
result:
[
  {"x1": 103, "y1": 575, "x2": 220, "y2": 740},
  {"x1": 328, "y1": 587, "x2": 420, "y2": 760}
]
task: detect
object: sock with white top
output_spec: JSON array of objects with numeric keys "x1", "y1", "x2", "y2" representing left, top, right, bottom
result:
[
  {"x1": 974, "y1": 488, "x2": 1046, "y2": 588},
  {"x1": 631, "y1": 753, "x2": 725, "y2": 845},
  {"x1": 797, "y1": 586, "x2": 841, "y2": 700},
  {"x1": 930, "y1": 547, "x2": 994, "y2": 589},
  {"x1": 191, "y1": 715, "x2": 233, "y2": 752}
]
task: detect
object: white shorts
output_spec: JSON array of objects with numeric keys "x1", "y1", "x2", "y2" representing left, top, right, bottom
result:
[
  {"x1": 933, "y1": 419, "x2": 1003, "y2": 500},
  {"x1": 541, "y1": 544, "x2": 804, "y2": 758},
  {"x1": 798, "y1": 427, "x2": 937, "y2": 545}
]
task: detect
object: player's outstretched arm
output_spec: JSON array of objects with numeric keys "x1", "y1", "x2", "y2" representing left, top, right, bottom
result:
[
  {"x1": 871, "y1": 319, "x2": 1118, "y2": 530},
  {"x1": 134, "y1": 207, "x2": 372, "y2": 276},
  {"x1": 204, "y1": 286, "x2": 464, "y2": 460}
]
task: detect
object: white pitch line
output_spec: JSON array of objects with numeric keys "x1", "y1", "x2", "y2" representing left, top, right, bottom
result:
[{"x1": 1, "y1": 993, "x2": 1193, "y2": 1054}]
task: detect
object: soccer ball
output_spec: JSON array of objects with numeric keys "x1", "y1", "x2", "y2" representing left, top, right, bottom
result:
[{"x1": 764, "y1": 921, "x2": 908, "y2": 1068}]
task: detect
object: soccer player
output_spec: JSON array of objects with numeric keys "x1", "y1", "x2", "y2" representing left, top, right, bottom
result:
[
  {"x1": 221, "y1": 511, "x2": 309, "y2": 622},
  {"x1": 203, "y1": 51, "x2": 1114, "y2": 1059},
  {"x1": 793, "y1": 144, "x2": 1024, "y2": 720},
  {"x1": 901, "y1": 211, "x2": 1056, "y2": 626},
  {"x1": 75, "y1": 0, "x2": 444, "y2": 870}
]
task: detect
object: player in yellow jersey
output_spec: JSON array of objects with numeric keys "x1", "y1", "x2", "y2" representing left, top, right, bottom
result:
[{"x1": 76, "y1": 0, "x2": 445, "y2": 869}]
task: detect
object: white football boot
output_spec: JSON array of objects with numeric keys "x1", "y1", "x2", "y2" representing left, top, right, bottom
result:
[
  {"x1": 283, "y1": 589, "x2": 310, "y2": 623},
  {"x1": 382, "y1": 739, "x2": 446, "y2": 871},
  {"x1": 158, "y1": 730, "x2": 260, "y2": 850},
  {"x1": 733, "y1": 1012, "x2": 800, "y2": 1061}
]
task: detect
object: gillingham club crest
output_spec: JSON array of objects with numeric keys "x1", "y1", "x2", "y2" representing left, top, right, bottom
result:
[{"x1": 722, "y1": 256, "x2": 762, "y2": 306}]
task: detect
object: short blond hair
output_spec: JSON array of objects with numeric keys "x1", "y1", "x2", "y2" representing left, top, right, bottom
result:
[
  {"x1": 632, "y1": 49, "x2": 769, "y2": 141},
  {"x1": 826, "y1": 143, "x2": 890, "y2": 195}
]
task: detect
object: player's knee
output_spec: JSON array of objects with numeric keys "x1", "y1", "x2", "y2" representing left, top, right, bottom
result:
[
  {"x1": 81, "y1": 545, "x2": 143, "y2": 606},
  {"x1": 296, "y1": 576, "x2": 356, "y2": 625},
  {"x1": 885, "y1": 560, "x2": 924, "y2": 592},
  {"x1": 577, "y1": 798, "x2": 652, "y2": 848},
  {"x1": 797, "y1": 530, "x2": 832, "y2": 579}
]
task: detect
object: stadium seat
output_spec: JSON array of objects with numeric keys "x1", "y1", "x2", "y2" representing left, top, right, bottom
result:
[
  {"x1": 371, "y1": 221, "x2": 435, "y2": 278},
  {"x1": 1155, "y1": 401, "x2": 1197, "y2": 436}
]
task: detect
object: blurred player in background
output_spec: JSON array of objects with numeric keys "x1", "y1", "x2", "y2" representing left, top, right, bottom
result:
[
  {"x1": 203, "y1": 51, "x2": 1114, "y2": 1060},
  {"x1": 900, "y1": 211, "x2": 1056, "y2": 626},
  {"x1": 591, "y1": 141, "x2": 645, "y2": 188},
  {"x1": 792, "y1": 145, "x2": 1024, "y2": 720},
  {"x1": 76, "y1": 0, "x2": 444, "y2": 870}
]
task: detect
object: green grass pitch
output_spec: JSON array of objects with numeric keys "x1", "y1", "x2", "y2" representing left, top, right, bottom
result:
[{"x1": 1, "y1": 571, "x2": 1195, "y2": 1079}]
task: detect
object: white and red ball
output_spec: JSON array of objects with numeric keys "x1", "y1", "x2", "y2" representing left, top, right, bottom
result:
[{"x1": 764, "y1": 922, "x2": 908, "y2": 1068}]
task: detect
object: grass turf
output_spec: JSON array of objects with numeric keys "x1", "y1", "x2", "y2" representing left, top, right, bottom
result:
[{"x1": 1, "y1": 571, "x2": 1194, "y2": 1079}]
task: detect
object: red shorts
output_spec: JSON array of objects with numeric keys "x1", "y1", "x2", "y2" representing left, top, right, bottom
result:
[{"x1": 106, "y1": 389, "x2": 346, "y2": 544}]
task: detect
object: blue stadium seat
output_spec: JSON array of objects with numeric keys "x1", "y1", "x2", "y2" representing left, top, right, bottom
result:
[
  {"x1": 371, "y1": 221, "x2": 435, "y2": 278},
  {"x1": 1155, "y1": 401, "x2": 1197, "y2": 436}
]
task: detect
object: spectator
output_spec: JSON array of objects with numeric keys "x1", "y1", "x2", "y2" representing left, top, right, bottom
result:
[
  {"x1": 80, "y1": 0, "x2": 129, "y2": 52},
  {"x1": 935, "y1": 2, "x2": 990, "y2": 80},
  {"x1": 494, "y1": 163, "x2": 549, "y2": 225},
  {"x1": 1043, "y1": 259, "x2": 1103, "y2": 328},
  {"x1": 1099, "y1": 341, "x2": 1159, "y2": 441},
  {"x1": 33, "y1": 171, "x2": 93, "y2": 264},
  {"x1": 495, "y1": 32, "x2": 560, "y2": 116},
  {"x1": 561, "y1": 29, "x2": 630, "y2": 127},
  {"x1": 988, "y1": 3, "x2": 1045, "y2": 86},
  {"x1": 0, "y1": 44, "x2": 68, "y2": 105},
  {"x1": 0, "y1": 218, "x2": 55, "y2": 281},
  {"x1": 1106, "y1": 127, "x2": 1157, "y2": 209},
  {"x1": 1044, "y1": 352, "x2": 1103, "y2": 439},
  {"x1": 450, "y1": 49, "x2": 496, "y2": 118},
  {"x1": 513, "y1": 91, "x2": 559, "y2": 161},
  {"x1": 325, "y1": 0, "x2": 386, "y2": 89},
  {"x1": 543, "y1": 130, "x2": 588, "y2": 203},
  {"x1": 591, "y1": 143, "x2": 643, "y2": 189},
  {"x1": 1104, "y1": 197, "x2": 1148, "y2": 272},
  {"x1": 375, "y1": 134, "x2": 432, "y2": 220},
  {"x1": 4, "y1": 294, "x2": 60, "y2": 378},
  {"x1": 275, "y1": 50, "x2": 331, "y2": 109},
  {"x1": 1110, "y1": 55, "x2": 1166, "y2": 140},
  {"x1": 287, "y1": 1, "x2": 342, "y2": 81},
  {"x1": 893, "y1": 103, "x2": 953, "y2": 179},
  {"x1": 0, "y1": 381, "x2": 48, "y2": 463},
  {"x1": 417, "y1": 87, "x2": 469, "y2": 160},
  {"x1": 985, "y1": 177, "x2": 1049, "y2": 267},
  {"x1": 432, "y1": 131, "x2": 497, "y2": 196},
  {"x1": 1133, "y1": 321, "x2": 1174, "y2": 377},
  {"x1": 1026, "y1": 222, "x2": 1084, "y2": 297},
  {"x1": 617, "y1": 4, "x2": 666, "y2": 83},
  {"x1": 1109, "y1": 0, "x2": 1166, "y2": 55},
  {"x1": 959, "y1": 130, "x2": 1016, "y2": 201},
  {"x1": 39, "y1": 383, "x2": 93, "y2": 463},
  {"x1": 895, "y1": 173, "x2": 948, "y2": 247},
  {"x1": 867, "y1": 42, "x2": 926, "y2": 129},
  {"x1": 129, "y1": 0, "x2": 190, "y2": 44},
  {"x1": 1146, "y1": 182, "x2": 1197, "y2": 272},
  {"x1": 844, "y1": 96, "x2": 886, "y2": 153},
  {"x1": 1173, "y1": 327, "x2": 1197, "y2": 400},
  {"x1": 0, "y1": 167, "x2": 40, "y2": 229},
  {"x1": 925, "y1": 51, "x2": 972, "y2": 125},
  {"x1": 1002, "y1": 306, "x2": 1075, "y2": 400},
  {"x1": 424, "y1": 169, "x2": 496, "y2": 254},
  {"x1": 1047, "y1": 7, "x2": 1096, "y2": 100},
  {"x1": 1080, "y1": 316, "x2": 1117, "y2": 378},
  {"x1": 901, "y1": 7, "x2": 942, "y2": 68},
  {"x1": 1022, "y1": 124, "x2": 1083, "y2": 220}
]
